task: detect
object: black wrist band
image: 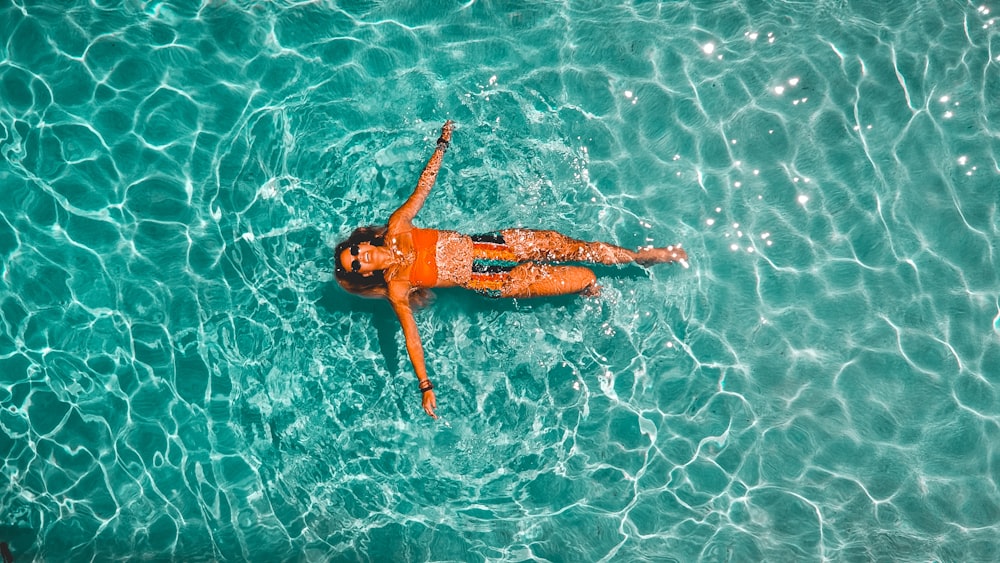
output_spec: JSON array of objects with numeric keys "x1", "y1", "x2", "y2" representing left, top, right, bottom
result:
[
  {"x1": 419, "y1": 380, "x2": 434, "y2": 393},
  {"x1": 436, "y1": 137, "x2": 449, "y2": 150}
]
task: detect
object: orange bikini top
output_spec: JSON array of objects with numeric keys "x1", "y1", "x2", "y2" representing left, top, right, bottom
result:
[{"x1": 408, "y1": 228, "x2": 438, "y2": 287}]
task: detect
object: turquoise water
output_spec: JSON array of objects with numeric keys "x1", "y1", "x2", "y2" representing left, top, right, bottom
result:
[{"x1": 1, "y1": 0, "x2": 999, "y2": 560}]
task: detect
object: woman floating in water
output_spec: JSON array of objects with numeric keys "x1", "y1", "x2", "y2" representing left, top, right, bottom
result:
[{"x1": 335, "y1": 121, "x2": 687, "y2": 419}]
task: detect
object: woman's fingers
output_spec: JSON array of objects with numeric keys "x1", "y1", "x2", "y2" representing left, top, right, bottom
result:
[{"x1": 423, "y1": 391, "x2": 438, "y2": 419}]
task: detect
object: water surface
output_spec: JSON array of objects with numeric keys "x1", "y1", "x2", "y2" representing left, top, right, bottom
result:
[{"x1": 1, "y1": 1, "x2": 999, "y2": 561}]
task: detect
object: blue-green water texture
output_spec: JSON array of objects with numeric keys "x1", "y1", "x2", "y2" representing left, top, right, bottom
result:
[{"x1": 2, "y1": 1, "x2": 999, "y2": 561}]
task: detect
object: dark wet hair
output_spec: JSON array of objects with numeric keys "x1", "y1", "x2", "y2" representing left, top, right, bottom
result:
[{"x1": 334, "y1": 225, "x2": 433, "y2": 307}]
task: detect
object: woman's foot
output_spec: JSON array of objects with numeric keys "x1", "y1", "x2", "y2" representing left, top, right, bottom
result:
[{"x1": 636, "y1": 245, "x2": 687, "y2": 265}]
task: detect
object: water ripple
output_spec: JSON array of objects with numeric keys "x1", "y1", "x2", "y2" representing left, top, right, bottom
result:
[{"x1": 1, "y1": 1, "x2": 998, "y2": 561}]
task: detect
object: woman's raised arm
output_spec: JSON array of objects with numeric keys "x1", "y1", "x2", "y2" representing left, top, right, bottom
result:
[{"x1": 388, "y1": 120, "x2": 453, "y2": 231}]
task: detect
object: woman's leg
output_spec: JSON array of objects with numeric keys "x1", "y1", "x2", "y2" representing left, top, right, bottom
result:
[
  {"x1": 500, "y1": 229, "x2": 686, "y2": 265},
  {"x1": 499, "y1": 263, "x2": 599, "y2": 298}
]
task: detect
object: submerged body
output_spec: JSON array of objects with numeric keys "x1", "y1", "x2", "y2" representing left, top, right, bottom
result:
[
  {"x1": 405, "y1": 229, "x2": 521, "y2": 296},
  {"x1": 335, "y1": 121, "x2": 687, "y2": 418}
]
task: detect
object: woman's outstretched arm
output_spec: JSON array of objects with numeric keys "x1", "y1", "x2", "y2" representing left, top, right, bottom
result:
[
  {"x1": 388, "y1": 281, "x2": 438, "y2": 418},
  {"x1": 388, "y1": 120, "x2": 454, "y2": 231}
]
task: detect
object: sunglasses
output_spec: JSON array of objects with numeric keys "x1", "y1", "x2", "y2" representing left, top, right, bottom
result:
[{"x1": 349, "y1": 245, "x2": 361, "y2": 272}]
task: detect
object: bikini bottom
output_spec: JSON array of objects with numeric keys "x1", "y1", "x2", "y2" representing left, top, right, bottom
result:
[{"x1": 466, "y1": 232, "x2": 518, "y2": 298}]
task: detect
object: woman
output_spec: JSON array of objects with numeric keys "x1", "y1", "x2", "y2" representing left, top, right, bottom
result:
[{"x1": 335, "y1": 121, "x2": 687, "y2": 419}]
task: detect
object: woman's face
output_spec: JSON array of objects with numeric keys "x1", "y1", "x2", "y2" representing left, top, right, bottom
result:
[{"x1": 340, "y1": 242, "x2": 382, "y2": 276}]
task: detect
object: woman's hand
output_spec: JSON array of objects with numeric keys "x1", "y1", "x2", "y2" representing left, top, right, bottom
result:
[
  {"x1": 422, "y1": 389, "x2": 438, "y2": 419},
  {"x1": 438, "y1": 120, "x2": 453, "y2": 145}
]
